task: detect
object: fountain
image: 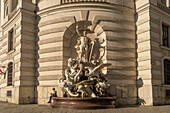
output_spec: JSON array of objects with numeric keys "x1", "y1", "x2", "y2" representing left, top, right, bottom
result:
[{"x1": 51, "y1": 24, "x2": 116, "y2": 109}]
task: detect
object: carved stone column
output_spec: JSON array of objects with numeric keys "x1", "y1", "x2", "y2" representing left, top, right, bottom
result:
[{"x1": 8, "y1": 0, "x2": 13, "y2": 14}]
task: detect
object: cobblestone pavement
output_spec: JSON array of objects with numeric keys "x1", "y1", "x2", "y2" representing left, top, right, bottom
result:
[{"x1": 0, "y1": 102, "x2": 170, "y2": 113}]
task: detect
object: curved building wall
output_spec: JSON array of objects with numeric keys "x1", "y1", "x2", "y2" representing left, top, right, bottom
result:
[{"x1": 37, "y1": 1, "x2": 136, "y2": 105}]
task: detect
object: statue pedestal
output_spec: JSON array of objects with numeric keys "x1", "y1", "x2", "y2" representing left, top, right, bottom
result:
[{"x1": 51, "y1": 97, "x2": 116, "y2": 109}]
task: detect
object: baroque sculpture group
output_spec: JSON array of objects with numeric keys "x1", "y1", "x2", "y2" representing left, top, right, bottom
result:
[{"x1": 59, "y1": 25, "x2": 111, "y2": 98}]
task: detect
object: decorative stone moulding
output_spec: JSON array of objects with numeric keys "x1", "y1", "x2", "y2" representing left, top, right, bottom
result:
[
  {"x1": 61, "y1": 0, "x2": 108, "y2": 4},
  {"x1": 157, "y1": 1, "x2": 170, "y2": 14}
]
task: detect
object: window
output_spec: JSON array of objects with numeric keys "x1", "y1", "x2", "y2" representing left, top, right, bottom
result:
[
  {"x1": 8, "y1": 29, "x2": 14, "y2": 52},
  {"x1": 7, "y1": 90, "x2": 12, "y2": 97},
  {"x1": 7, "y1": 62, "x2": 13, "y2": 86},
  {"x1": 161, "y1": 0, "x2": 167, "y2": 5},
  {"x1": 12, "y1": 0, "x2": 18, "y2": 10},
  {"x1": 164, "y1": 59, "x2": 170, "y2": 85},
  {"x1": 4, "y1": 0, "x2": 18, "y2": 18},
  {"x1": 4, "y1": 1, "x2": 8, "y2": 18},
  {"x1": 162, "y1": 24, "x2": 169, "y2": 47}
]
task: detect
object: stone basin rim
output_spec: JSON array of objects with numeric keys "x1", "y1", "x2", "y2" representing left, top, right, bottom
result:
[{"x1": 52, "y1": 97, "x2": 116, "y2": 100}]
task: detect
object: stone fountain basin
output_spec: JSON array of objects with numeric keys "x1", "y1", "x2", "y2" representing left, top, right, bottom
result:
[{"x1": 51, "y1": 97, "x2": 116, "y2": 109}]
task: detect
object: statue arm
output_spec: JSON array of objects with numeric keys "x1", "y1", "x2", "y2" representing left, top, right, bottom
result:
[
  {"x1": 73, "y1": 63, "x2": 83, "y2": 83},
  {"x1": 86, "y1": 63, "x2": 111, "y2": 76}
]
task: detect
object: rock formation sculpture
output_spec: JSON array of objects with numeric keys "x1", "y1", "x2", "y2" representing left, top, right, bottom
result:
[{"x1": 59, "y1": 25, "x2": 111, "y2": 98}]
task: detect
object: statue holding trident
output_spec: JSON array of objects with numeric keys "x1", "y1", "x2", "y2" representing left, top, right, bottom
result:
[
  {"x1": 58, "y1": 24, "x2": 111, "y2": 98},
  {"x1": 75, "y1": 25, "x2": 92, "y2": 62},
  {"x1": 54, "y1": 24, "x2": 115, "y2": 110}
]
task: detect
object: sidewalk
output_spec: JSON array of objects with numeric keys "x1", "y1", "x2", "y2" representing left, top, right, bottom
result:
[{"x1": 0, "y1": 102, "x2": 169, "y2": 113}]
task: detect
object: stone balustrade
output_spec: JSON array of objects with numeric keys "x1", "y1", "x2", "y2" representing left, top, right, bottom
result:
[{"x1": 61, "y1": 0, "x2": 108, "y2": 4}]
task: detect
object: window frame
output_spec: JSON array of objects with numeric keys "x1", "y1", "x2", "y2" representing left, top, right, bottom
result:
[
  {"x1": 160, "y1": 0, "x2": 170, "y2": 7},
  {"x1": 164, "y1": 59, "x2": 170, "y2": 85},
  {"x1": 7, "y1": 62, "x2": 13, "y2": 86},
  {"x1": 161, "y1": 0, "x2": 167, "y2": 5},
  {"x1": 4, "y1": 0, "x2": 8, "y2": 19},
  {"x1": 8, "y1": 28, "x2": 14, "y2": 52},
  {"x1": 12, "y1": 0, "x2": 18, "y2": 11},
  {"x1": 161, "y1": 20, "x2": 170, "y2": 49},
  {"x1": 162, "y1": 24, "x2": 169, "y2": 47}
]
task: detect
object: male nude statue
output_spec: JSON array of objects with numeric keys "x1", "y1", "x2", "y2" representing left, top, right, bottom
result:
[{"x1": 75, "y1": 25, "x2": 91, "y2": 62}]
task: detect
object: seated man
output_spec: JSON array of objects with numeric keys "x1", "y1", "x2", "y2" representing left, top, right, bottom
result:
[{"x1": 48, "y1": 88, "x2": 57, "y2": 103}]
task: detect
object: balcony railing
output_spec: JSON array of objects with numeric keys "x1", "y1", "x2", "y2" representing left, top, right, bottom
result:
[
  {"x1": 61, "y1": 0, "x2": 108, "y2": 4},
  {"x1": 157, "y1": 1, "x2": 170, "y2": 14}
]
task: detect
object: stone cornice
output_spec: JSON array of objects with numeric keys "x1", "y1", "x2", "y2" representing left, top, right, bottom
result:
[
  {"x1": 1, "y1": 8, "x2": 35, "y2": 30},
  {"x1": 157, "y1": 1, "x2": 170, "y2": 14},
  {"x1": 136, "y1": 2, "x2": 150, "y2": 14},
  {"x1": 37, "y1": 3, "x2": 134, "y2": 16},
  {"x1": 1, "y1": 8, "x2": 21, "y2": 29},
  {"x1": 136, "y1": 2, "x2": 170, "y2": 18},
  {"x1": 150, "y1": 3, "x2": 170, "y2": 19}
]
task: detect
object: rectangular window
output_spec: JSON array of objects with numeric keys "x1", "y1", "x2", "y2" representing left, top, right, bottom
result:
[
  {"x1": 8, "y1": 29, "x2": 14, "y2": 52},
  {"x1": 7, "y1": 62, "x2": 13, "y2": 86},
  {"x1": 164, "y1": 59, "x2": 170, "y2": 85},
  {"x1": 7, "y1": 90, "x2": 12, "y2": 97},
  {"x1": 162, "y1": 24, "x2": 169, "y2": 47}
]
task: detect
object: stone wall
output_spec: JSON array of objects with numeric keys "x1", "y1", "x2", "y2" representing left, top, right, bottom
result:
[
  {"x1": 37, "y1": 1, "x2": 136, "y2": 105},
  {"x1": 0, "y1": 0, "x2": 36, "y2": 104},
  {"x1": 150, "y1": 1, "x2": 170, "y2": 105},
  {"x1": 0, "y1": 7, "x2": 22, "y2": 104},
  {"x1": 1, "y1": 0, "x2": 169, "y2": 106},
  {"x1": 136, "y1": 0, "x2": 170, "y2": 105},
  {"x1": 135, "y1": 0, "x2": 153, "y2": 105}
]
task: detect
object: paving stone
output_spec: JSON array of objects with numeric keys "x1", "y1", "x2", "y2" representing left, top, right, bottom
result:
[{"x1": 0, "y1": 102, "x2": 169, "y2": 113}]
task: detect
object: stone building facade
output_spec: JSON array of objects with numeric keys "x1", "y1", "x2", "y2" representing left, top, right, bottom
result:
[{"x1": 0, "y1": 0, "x2": 169, "y2": 106}]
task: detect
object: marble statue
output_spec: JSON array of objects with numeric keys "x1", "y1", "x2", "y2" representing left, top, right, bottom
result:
[
  {"x1": 59, "y1": 24, "x2": 111, "y2": 98},
  {"x1": 75, "y1": 25, "x2": 91, "y2": 62}
]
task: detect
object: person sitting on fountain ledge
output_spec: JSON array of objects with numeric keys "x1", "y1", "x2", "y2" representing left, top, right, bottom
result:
[{"x1": 48, "y1": 88, "x2": 57, "y2": 103}]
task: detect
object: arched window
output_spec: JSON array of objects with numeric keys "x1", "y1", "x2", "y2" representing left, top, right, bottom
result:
[
  {"x1": 164, "y1": 59, "x2": 170, "y2": 85},
  {"x1": 6, "y1": 7, "x2": 8, "y2": 16},
  {"x1": 12, "y1": 0, "x2": 19, "y2": 10},
  {"x1": 7, "y1": 62, "x2": 13, "y2": 86},
  {"x1": 4, "y1": 5, "x2": 8, "y2": 18}
]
